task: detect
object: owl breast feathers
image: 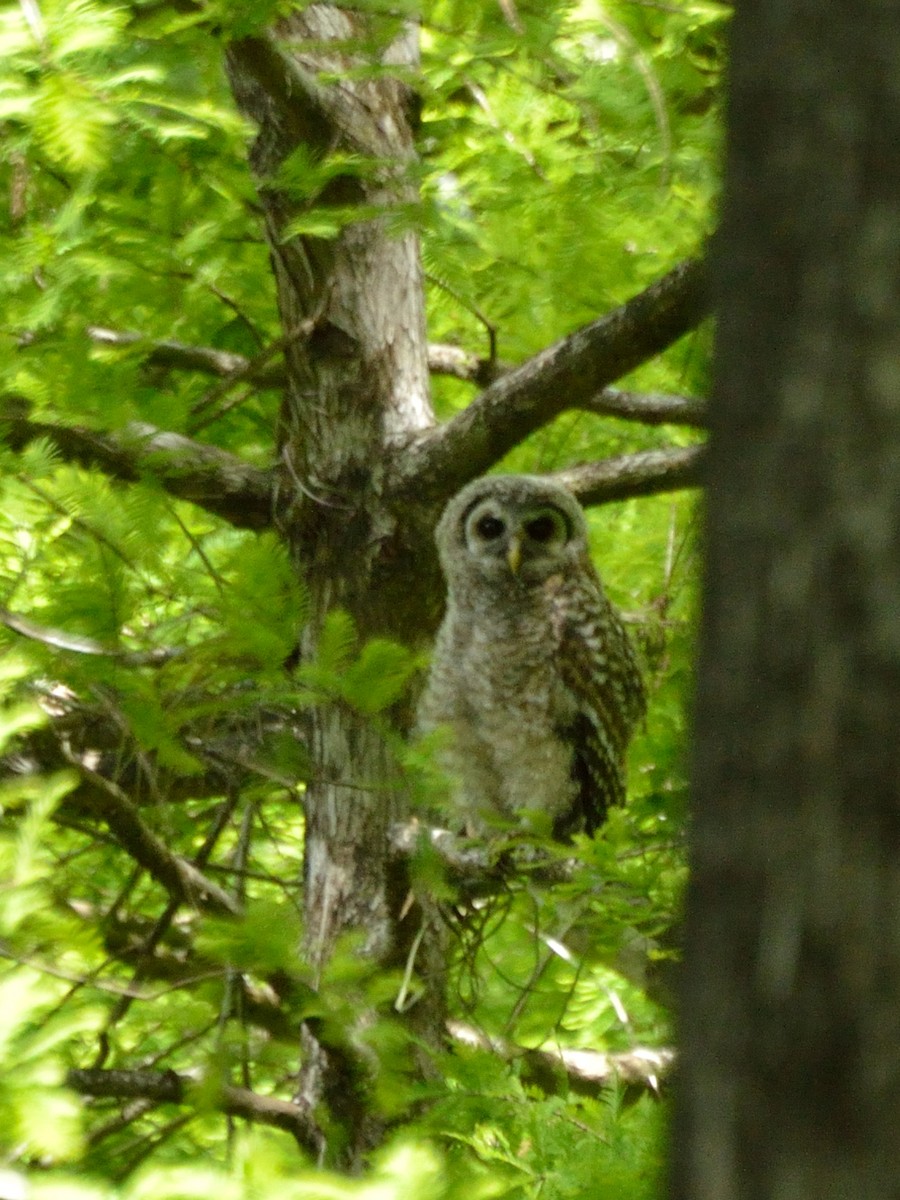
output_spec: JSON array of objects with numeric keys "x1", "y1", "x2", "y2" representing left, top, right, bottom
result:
[{"x1": 417, "y1": 474, "x2": 647, "y2": 840}]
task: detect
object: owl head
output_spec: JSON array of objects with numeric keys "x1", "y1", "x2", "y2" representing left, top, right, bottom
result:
[{"x1": 435, "y1": 475, "x2": 589, "y2": 587}]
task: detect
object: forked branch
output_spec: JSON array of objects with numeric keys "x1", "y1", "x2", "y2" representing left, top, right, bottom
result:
[{"x1": 393, "y1": 256, "x2": 708, "y2": 503}]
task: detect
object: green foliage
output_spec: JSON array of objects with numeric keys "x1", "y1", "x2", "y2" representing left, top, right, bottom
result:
[
  {"x1": 198, "y1": 899, "x2": 304, "y2": 976},
  {"x1": 420, "y1": 0, "x2": 723, "y2": 384},
  {"x1": 425, "y1": 1076, "x2": 667, "y2": 1200},
  {"x1": 0, "y1": 668, "x2": 93, "y2": 1165},
  {"x1": 4, "y1": 1134, "x2": 514, "y2": 1200},
  {"x1": 295, "y1": 611, "x2": 424, "y2": 715},
  {"x1": 0, "y1": 0, "x2": 719, "y2": 1195}
]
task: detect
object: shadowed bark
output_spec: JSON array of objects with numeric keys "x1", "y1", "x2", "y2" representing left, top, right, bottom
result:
[{"x1": 675, "y1": 3, "x2": 900, "y2": 1198}]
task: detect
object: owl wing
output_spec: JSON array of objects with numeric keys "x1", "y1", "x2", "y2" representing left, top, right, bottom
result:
[{"x1": 550, "y1": 567, "x2": 647, "y2": 838}]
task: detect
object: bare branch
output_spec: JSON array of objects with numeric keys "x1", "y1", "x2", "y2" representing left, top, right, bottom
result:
[
  {"x1": 553, "y1": 444, "x2": 706, "y2": 506},
  {"x1": 393, "y1": 256, "x2": 708, "y2": 503},
  {"x1": 66, "y1": 1032, "x2": 667, "y2": 1157},
  {"x1": 1, "y1": 401, "x2": 275, "y2": 530},
  {"x1": 426, "y1": 343, "x2": 501, "y2": 385},
  {"x1": 87, "y1": 325, "x2": 499, "y2": 387},
  {"x1": 87, "y1": 326, "x2": 285, "y2": 388},
  {"x1": 88, "y1": 327, "x2": 708, "y2": 414},
  {"x1": 65, "y1": 1068, "x2": 319, "y2": 1150},
  {"x1": 68, "y1": 1005, "x2": 671, "y2": 1109},
  {"x1": 448, "y1": 1021, "x2": 674, "y2": 1096},
  {"x1": 579, "y1": 386, "x2": 707, "y2": 428},
  {"x1": 0, "y1": 606, "x2": 182, "y2": 666}
]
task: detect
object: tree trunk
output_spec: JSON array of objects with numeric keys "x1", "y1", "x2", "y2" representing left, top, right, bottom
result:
[
  {"x1": 675, "y1": 3, "x2": 900, "y2": 1197},
  {"x1": 226, "y1": 10, "x2": 445, "y2": 1165}
]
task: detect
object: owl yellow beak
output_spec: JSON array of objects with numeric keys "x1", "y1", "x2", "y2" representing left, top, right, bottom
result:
[{"x1": 506, "y1": 534, "x2": 523, "y2": 575}]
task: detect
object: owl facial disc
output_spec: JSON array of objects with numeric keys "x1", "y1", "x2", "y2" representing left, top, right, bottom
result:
[{"x1": 463, "y1": 499, "x2": 570, "y2": 579}]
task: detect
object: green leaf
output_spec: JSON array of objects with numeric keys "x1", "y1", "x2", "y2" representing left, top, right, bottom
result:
[
  {"x1": 312, "y1": 609, "x2": 358, "y2": 676},
  {"x1": 33, "y1": 71, "x2": 115, "y2": 169},
  {"x1": 340, "y1": 638, "x2": 422, "y2": 715},
  {"x1": 197, "y1": 899, "x2": 304, "y2": 976}
]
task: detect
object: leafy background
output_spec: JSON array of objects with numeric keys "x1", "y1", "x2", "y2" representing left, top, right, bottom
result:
[{"x1": 0, "y1": 0, "x2": 725, "y2": 1196}]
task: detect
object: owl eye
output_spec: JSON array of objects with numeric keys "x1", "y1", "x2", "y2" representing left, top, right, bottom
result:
[
  {"x1": 526, "y1": 514, "x2": 560, "y2": 543},
  {"x1": 475, "y1": 514, "x2": 506, "y2": 540}
]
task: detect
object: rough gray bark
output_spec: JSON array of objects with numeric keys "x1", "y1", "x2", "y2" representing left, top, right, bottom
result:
[
  {"x1": 675, "y1": 3, "x2": 900, "y2": 1198},
  {"x1": 225, "y1": 11, "x2": 442, "y2": 1164},
  {"x1": 553, "y1": 444, "x2": 704, "y2": 507}
]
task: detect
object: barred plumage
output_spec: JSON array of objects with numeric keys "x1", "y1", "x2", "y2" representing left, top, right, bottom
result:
[{"x1": 418, "y1": 474, "x2": 646, "y2": 840}]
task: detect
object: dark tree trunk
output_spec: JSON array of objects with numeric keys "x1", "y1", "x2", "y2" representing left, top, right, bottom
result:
[{"x1": 675, "y1": 3, "x2": 900, "y2": 1197}]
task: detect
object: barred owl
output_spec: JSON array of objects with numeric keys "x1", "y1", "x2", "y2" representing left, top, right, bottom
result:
[{"x1": 418, "y1": 475, "x2": 646, "y2": 840}]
